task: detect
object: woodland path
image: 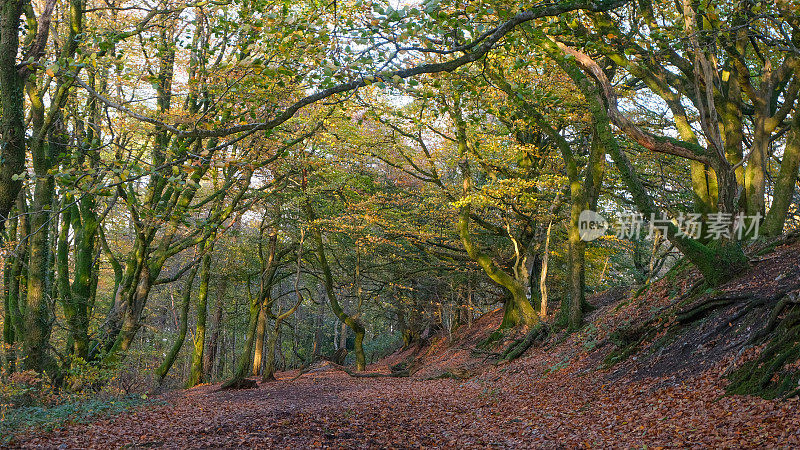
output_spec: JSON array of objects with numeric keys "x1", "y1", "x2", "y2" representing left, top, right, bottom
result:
[
  {"x1": 14, "y1": 359, "x2": 800, "y2": 449},
  {"x1": 17, "y1": 372, "x2": 506, "y2": 449}
]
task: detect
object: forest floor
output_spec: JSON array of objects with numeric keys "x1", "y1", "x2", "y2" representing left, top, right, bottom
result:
[
  {"x1": 12, "y1": 235, "x2": 800, "y2": 448},
  {"x1": 12, "y1": 351, "x2": 800, "y2": 448}
]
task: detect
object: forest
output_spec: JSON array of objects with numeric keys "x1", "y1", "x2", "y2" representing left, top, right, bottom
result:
[{"x1": 2, "y1": 0, "x2": 800, "y2": 446}]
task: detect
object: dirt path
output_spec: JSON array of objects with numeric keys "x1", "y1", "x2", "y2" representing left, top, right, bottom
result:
[
  {"x1": 14, "y1": 359, "x2": 800, "y2": 449},
  {"x1": 15, "y1": 372, "x2": 508, "y2": 449}
]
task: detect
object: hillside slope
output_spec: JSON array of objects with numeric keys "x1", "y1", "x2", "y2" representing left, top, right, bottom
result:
[{"x1": 379, "y1": 232, "x2": 800, "y2": 398}]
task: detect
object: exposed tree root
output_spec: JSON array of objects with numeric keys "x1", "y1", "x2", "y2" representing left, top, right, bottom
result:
[
  {"x1": 219, "y1": 377, "x2": 259, "y2": 390},
  {"x1": 477, "y1": 330, "x2": 507, "y2": 350},
  {"x1": 676, "y1": 295, "x2": 746, "y2": 324},
  {"x1": 289, "y1": 364, "x2": 314, "y2": 382},
  {"x1": 388, "y1": 358, "x2": 415, "y2": 377},
  {"x1": 728, "y1": 292, "x2": 800, "y2": 399},
  {"x1": 500, "y1": 324, "x2": 548, "y2": 362},
  {"x1": 748, "y1": 292, "x2": 800, "y2": 344},
  {"x1": 468, "y1": 347, "x2": 503, "y2": 363}
]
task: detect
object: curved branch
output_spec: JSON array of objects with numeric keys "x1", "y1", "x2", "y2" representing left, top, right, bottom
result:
[{"x1": 551, "y1": 40, "x2": 713, "y2": 165}]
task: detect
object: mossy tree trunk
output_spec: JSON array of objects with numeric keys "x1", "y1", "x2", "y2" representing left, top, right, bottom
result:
[
  {"x1": 534, "y1": 32, "x2": 749, "y2": 288},
  {"x1": 16, "y1": 0, "x2": 87, "y2": 381},
  {"x1": 539, "y1": 222, "x2": 552, "y2": 318},
  {"x1": 23, "y1": 123, "x2": 59, "y2": 378},
  {"x1": 450, "y1": 96, "x2": 539, "y2": 329},
  {"x1": 252, "y1": 302, "x2": 268, "y2": 376},
  {"x1": 56, "y1": 130, "x2": 100, "y2": 366},
  {"x1": 305, "y1": 202, "x2": 367, "y2": 370},
  {"x1": 2, "y1": 202, "x2": 23, "y2": 375},
  {"x1": 262, "y1": 290, "x2": 301, "y2": 382},
  {"x1": 204, "y1": 277, "x2": 226, "y2": 380},
  {"x1": 5, "y1": 194, "x2": 27, "y2": 370},
  {"x1": 0, "y1": 0, "x2": 27, "y2": 233},
  {"x1": 762, "y1": 107, "x2": 800, "y2": 236},
  {"x1": 224, "y1": 284, "x2": 261, "y2": 388},
  {"x1": 187, "y1": 243, "x2": 214, "y2": 388},
  {"x1": 225, "y1": 218, "x2": 283, "y2": 386},
  {"x1": 156, "y1": 265, "x2": 198, "y2": 382},
  {"x1": 491, "y1": 70, "x2": 604, "y2": 329},
  {"x1": 262, "y1": 317, "x2": 280, "y2": 382}
]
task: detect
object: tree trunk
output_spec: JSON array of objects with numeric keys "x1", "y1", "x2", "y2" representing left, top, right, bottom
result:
[
  {"x1": 467, "y1": 278, "x2": 474, "y2": 326},
  {"x1": 187, "y1": 248, "x2": 213, "y2": 388},
  {"x1": 24, "y1": 150, "x2": 58, "y2": 377},
  {"x1": 262, "y1": 319, "x2": 280, "y2": 382},
  {"x1": 305, "y1": 202, "x2": 367, "y2": 370},
  {"x1": 215, "y1": 332, "x2": 226, "y2": 380},
  {"x1": 540, "y1": 222, "x2": 552, "y2": 318},
  {"x1": 451, "y1": 93, "x2": 539, "y2": 329},
  {"x1": 222, "y1": 291, "x2": 260, "y2": 388},
  {"x1": 204, "y1": 278, "x2": 226, "y2": 380},
  {"x1": 333, "y1": 315, "x2": 339, "y2": 350},
  {"x1": 537, "y1": 35, "x2": 748, "y2": 287},
  {"x1": 7, "y1": 193, "x2": 27, "y2": 342},
  {"x1": 3, "y1": 207, "x2": 20, "y2": 374},
  {"x1": 0, "y1": 0, "x2": 26, "y2": 233},
  {"x1": 252, "y1": 302, "x2": 267, "y2": 376},
  {"x1": 339, "y1": 321, "x2": 348, "y2": 351},
  {"x1": 763, "y1": 110, "x2": 800, "y2": 236},
  {"x1": 156, "y1": 266, "x2": 198, "y2": 382},
  {"x1": 312, "y1": 296, "x2": 324, "y2": 359}
]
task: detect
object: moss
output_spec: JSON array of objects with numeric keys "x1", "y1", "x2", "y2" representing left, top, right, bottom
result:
[
  {"x1": 727, "y1": 307, "x2": 800, "y2": 399},
  {"x1": 643, "y1": 326, "x2": 683, "y2": 358},
  {"x1": 553, "y1": 299, "x2": 594, "y2": 332},
  {"x1": 700, "y1": 240, "x2": 750, "y2": 287},
  {"x1": 603, "y1": 320, "x2": 658, "y2": 368},
  {"x1": 663, "y1": 257, "x2": 692, "y2": 282},
  {"x1": 633, "y1": 284, "x2": 649, "y2": 298},
  {"x1": 603, "y1": 341, "x2": 641, "y2": 367},
  {"x1": 429, "y1": 368, "x2": 473, "y2": 380},
  {"x1": 501, "y1": 324, "x2": 548, "y2": 361},
  {"x1": 1, "y1": 395, "x2": 153, "y2": 444},
  {"x1": 499, "y1": 298, "x2": 522, "y2": 330},
  {"x1": 674, "y1": 282, "x2": 711, "y2": 309},
  {"x1": 613, "y1": 298, "x2": 631, "y2": 312},
  {"x1": 477, "y1": 330, "x2": 506, "y2": 350}
]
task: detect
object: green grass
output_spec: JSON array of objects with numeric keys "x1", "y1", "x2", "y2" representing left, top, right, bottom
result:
[{"x1": 1, "y1": 394, "x2": 154, "y2": 444}]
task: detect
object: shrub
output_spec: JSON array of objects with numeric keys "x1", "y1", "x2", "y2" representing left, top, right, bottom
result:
[{"x1": 0, "y1": 371, "x2": 55, "y2": 408}]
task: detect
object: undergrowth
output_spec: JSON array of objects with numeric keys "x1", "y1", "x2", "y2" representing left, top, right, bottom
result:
[{"x1": 1, "y1": 394, "x2": 153, "y2": 444}]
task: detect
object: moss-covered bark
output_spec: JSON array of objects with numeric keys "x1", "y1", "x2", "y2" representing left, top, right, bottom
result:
[
  {"x1": 155, "y1": 266, "x2": 198, "y2": 382},
  {"x1": 204, "y1": 278, "x2": 226, "y2": 380},
  {"x1": 23, "y1": 138, "x2": 58, "y2": 377},
  {"x1": 762, "y1": 109, "x2": 800, "y2": 236},
  {"x1": 451, "y1": 95, "x2": 539, "y2": 328},
  {"x1": 533, "y1": 32, "x2": 749, "y2": 287},
  {"x1": 187, "y1": 247, "x2": 213, "y2": 388},
  {"x1": 223, "y1": 288, "x2": 261, "y2": 389},
  {"x1": 305, "y1": 202, "x2": 367, "y2": 370},
  {"x1": 492, "y1": 69, "x2": 602, "y2": 328},
  {"x1": 0, "y1": 0, "x2": 26, "y2": 232},
  {"x1": 3, "y1": 208, "x2": 20, "y2": 375},
  {"x1": 728, "y1": 304, "x2": 800, "y2": 399},
  {"x1": 261, "y1": 318, "x2": 279, "y2": 382},
  {"x1": 252, "y1": 303, "x2": 268, "y2": 376}
]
